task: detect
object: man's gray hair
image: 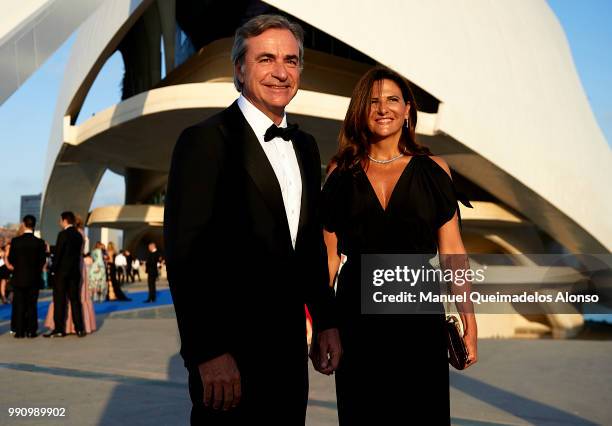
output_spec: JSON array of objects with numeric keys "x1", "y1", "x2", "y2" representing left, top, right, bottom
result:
[{"x1": 231, "y1": 14, "x2": 305, "y2": 92}]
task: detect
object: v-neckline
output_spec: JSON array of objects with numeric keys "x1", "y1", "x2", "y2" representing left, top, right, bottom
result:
[{"x1": 359, "y1": 156, "x2": 415, "y2": 213}]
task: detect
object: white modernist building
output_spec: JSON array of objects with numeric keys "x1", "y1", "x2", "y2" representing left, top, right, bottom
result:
[{"x1": 3, "y1": 0, "x2": 611, "y2": 337}]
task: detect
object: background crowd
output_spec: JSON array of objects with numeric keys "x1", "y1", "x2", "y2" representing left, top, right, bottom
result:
[{"x1": 0, "y1": 213, "x2": 164, "y2": 338}]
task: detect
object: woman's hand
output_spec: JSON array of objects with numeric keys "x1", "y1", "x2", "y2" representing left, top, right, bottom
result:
[{"x1": 463, "y1": 331, "x2": 478, "y2": 368}]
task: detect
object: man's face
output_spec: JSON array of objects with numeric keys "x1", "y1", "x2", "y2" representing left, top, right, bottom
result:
[{"x1": 236, "y1": 28, "x2": 301, "y2": 121}]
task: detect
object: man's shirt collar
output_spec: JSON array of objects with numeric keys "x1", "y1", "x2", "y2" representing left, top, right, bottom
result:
[{"x1": 237, "y1": 94, "x2": 288, "y2": 142}]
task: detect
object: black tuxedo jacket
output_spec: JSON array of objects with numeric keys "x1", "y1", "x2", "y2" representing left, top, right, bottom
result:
[
  {"x1": 8, "y1": 233, "x2": 46, "y2": 288},
  {"x1": 164, "y1": 101, "x2": 335, "y2": 369},
  {"x1": 146, "y1": 251, "x2": 161, "y2": 276},
  {"x1": 52, "y1": 226, "x2": 83, "y2": 280}
]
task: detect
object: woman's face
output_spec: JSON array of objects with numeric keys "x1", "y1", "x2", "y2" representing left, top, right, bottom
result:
[{"x1": 367, "y1": 79, "x2": 410, "y2": 141}]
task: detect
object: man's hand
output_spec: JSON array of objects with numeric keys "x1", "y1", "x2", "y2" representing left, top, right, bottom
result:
[
  {"x1": 198, "y1": 353, "x2": 241, "y2": 410},
  {"x1": 309, "y1": 328, "x2": 342, "y2": 375}
]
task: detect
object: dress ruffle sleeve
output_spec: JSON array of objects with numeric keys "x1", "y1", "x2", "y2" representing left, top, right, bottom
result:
[{"x1": 422, "y1": 157, "x2": 473, "y2": 230}]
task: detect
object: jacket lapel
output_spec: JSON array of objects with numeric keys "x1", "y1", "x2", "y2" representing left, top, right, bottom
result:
[
  {"x1": 219, "y1": 102, "x2": 292, "y2": 244},
  {"x1": 291, "y1": 131, "x2": 310, "y2": 248}
]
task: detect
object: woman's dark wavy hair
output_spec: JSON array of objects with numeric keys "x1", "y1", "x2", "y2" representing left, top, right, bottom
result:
[{"x1": 331, "y1": 66, "x2": 432, "y2": 172}]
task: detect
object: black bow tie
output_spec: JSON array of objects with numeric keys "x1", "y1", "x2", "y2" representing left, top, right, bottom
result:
[{"x1": 264, "y1": 123, "x2": 299, "y2": 142}]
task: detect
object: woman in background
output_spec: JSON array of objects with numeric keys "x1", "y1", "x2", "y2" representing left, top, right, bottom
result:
[
  {"x1": 106, "y1": 242, "x2": 130, "y2": 301},
  {"x1": 0, "y1": 243, "x2": 11, "y2": 304},
  {"x1": 89, "y1": 242, "x2": 108, "y2": 302},
  {"x1": 44, "y1": 216, "x2": 96, "y2": 334},
  {"x1": 75, "y1": 216, "x2": 96, "y2": 333}
]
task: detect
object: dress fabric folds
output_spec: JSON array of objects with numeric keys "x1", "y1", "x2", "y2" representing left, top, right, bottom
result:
[{"x1": 322, "y1": 155, "x2": 467, "y2": 425}]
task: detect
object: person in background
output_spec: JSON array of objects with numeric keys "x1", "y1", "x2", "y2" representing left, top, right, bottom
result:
[
  {"x1": 105, "y1": 241, "x2": 117, "y2": 296},
  {"x1": 106, "y1": 242, "x2": 131, "y2": 302},
  {"x1": 5, "y1": 240, "x2": 17, "y2": 333},
  {"x1": 8, "y1": 215, "x2": 46, "y2": 338},
  {"x1": 42, "y1": 243, "x2": 51, "y2": 289},
  {"x1": 114, "y1": 250, "x2": 127, "y2": 284},
  {"x1": 89, "y1": 242, "x2": 108, "y2": 302},
  {"x1": 131, "y1": 256, "x2": 141, "y2": 282},
  {"x1": 44, "y1": 211, "x2": 86, "y2": 338},
  {"x1": 84, "y1": 254, "x2": 93, "y2": 274},
  {"x1": 144, "y1": 242, "x2": 161, "y2": 303},
  {"x1": 45, "y1": 216, "x2": 97, "y2": 334},
  {"x1": 75, "y1": 216, "x2": 96, "y2": 333},
  {"x1": 0, "y1": 243, "x2": 12, "y2": 304},
  {"x1": 125, "y1": 250, "x2": 134, "y2": 283}
]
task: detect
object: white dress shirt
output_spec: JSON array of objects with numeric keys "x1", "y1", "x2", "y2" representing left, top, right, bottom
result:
[
  {"x1": 115, "y1": 253, "x2": 127, "y2": 267},
  {"x1": 237, "y1": 95, "x2": 302, "y2": 249}
]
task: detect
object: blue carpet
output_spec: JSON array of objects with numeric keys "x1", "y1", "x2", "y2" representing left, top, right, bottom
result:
[{"x1": 0, "y1": 289, "x2": 172, "y2": 321}]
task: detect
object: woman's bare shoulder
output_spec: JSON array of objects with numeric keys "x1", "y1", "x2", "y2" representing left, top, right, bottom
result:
[
  {"x1": 326, "y1": 161, "x2": 338, "y2": 177},
  {"x1": 428, "y1": 155, "x2": 452, "y2": 178}
]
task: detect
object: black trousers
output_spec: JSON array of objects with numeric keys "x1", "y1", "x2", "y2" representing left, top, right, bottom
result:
[
  {"x1": 126, "y1": 267, "x2": 134, "y2": 283},
  {"x1": 12, "y1": 286, "x2": 39, "y2": 335},
  {"x1": 185, "y1": 307, "x2": 309, "y2": 425},
  {"x1": 147, "y1": 274, "x2": 157, "y2": 301},
  {"x1": 187, "y1": 357, "x2": 308, "y2": 425},
  {"x1": 53, "y1": 275, "x2": 83, "y2": 333},
  {"x1": 117, "y1": 266, "x2": 125, "y2": 284}
]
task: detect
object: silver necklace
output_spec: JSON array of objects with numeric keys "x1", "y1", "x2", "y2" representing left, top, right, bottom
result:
[{"x1": 367, "y1": 153, "x2": 404, "y2": 164}]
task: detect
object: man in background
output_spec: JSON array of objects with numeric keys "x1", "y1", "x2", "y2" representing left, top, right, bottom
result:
[
  {"x1": 45, "y1": 211, "x2": 85, "y2": 338},
  {"x1": 8, "y1": 215, "x2": 46, "y2": 338},
  {"x1": 125, "y1": 250, "x2": 134, "y2": 283},
  {"x1": 144, "y1": 242, "x2": 162, "y2": 303},
  {"x1": 131, "y1": 256, "x2": 142, "y2": 282},
  {"x1": 115, "y1": 250, "x2": 127, "y2": 284}
]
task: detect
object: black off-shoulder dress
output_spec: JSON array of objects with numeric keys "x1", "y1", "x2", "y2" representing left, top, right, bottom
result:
[{"x1": 322, "y1": 155, "x2": 471, "y2": 425}]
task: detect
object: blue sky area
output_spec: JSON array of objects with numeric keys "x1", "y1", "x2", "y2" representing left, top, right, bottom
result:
[{"x1": 0, "y1": 1, "x2": 610, "y2": 226}]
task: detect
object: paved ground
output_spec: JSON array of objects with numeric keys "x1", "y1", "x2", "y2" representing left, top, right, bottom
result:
[{"x1": 0, "y1": 282, "x2": 611, "y2": 425}]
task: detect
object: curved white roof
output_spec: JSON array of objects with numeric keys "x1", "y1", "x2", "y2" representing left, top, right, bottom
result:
[
  {"x1": 268, "y1": 0, "x2": 612, "y2": 251},
  {"x1": 42, "y1": 0, "x2": 611, "y2": 252},
  {"x1": 0, "y1": 0, "x2": 103, "y2": 104},
  {"x1": 40, "y1": 0, "x2": 150, "y2": 238}
]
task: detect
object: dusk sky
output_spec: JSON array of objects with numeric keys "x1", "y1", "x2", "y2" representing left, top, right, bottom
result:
[{"x1": 0, "y1": 0, "x2": 610, "y2": 226}]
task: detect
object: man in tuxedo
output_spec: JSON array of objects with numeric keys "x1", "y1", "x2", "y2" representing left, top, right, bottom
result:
[
  {"x1": 44, "y1": 211, "x2": 85, "y2": 338},
  {"x1": 8, "y1": 215, "x2": 46, "y2": 338},
  {"x1": 164, "y1": 14, "x2": 341, "y2": 424},
  {"x1": 125, "y1": 250, "x2": 134, "y2": 283},
  {"x1": 144, "y1": 242, "x2": 162, "y2": 303}
]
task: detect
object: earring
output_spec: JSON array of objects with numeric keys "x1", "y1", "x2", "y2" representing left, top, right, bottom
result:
[{"x1": 404, "y1": 119, "x2": 409, "y2": 128}]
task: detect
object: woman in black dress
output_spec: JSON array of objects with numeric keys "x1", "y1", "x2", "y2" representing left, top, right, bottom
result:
[
  {"x1": 320, "y1": 67, "x2": 478, "y2": 424},
  {"x1": 0, "y1": 243, "x2": 12, "y2": 304}
]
